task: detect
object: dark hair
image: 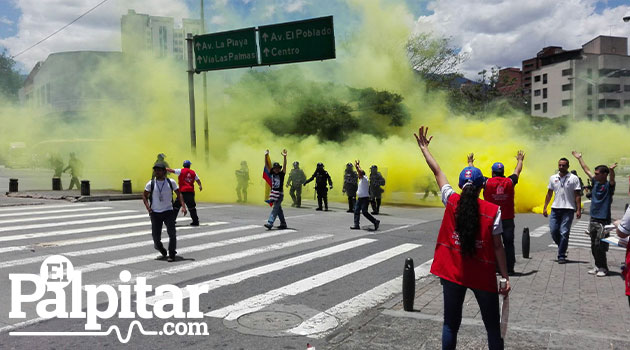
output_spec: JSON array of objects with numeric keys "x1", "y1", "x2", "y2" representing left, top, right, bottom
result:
[
  {"x1": 559, "y1": 158, "x2": 569, "y2": 166},
  {"x1": 455, "y1": 185, "x2": 480, "y2": 257},
  {"x1": 594, "y1": 165, "x2": 609, "y2": 174}
]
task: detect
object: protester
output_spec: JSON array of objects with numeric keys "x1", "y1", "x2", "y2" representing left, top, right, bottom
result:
[
  {"x1": 415, "y1": 126, "x2": 510, "y2": 350},
  {"x1": 350, "y1": 160, "x2": 379, "y2": 230},
  {"x1": 143, "y1": 162, "x2": 186, "y2": 262},
  {"x1": 167, "y1": 160, "x2": 202, "y2": 226},
  {"x1": 470, "y1": 150, "x2": 524, "y2": 275},
  {"x1": 263, "y1": 149, "x2": 288, "y2": 230},
  {"x1": 572, "y1": 151, "x2": 616, "y2": 276},
  {"x1": 543, "y1": 157, "x2": 582, "y2": 264}
]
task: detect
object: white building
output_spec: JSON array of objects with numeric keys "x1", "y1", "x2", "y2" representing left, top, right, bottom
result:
[
  {"x1": 121, "y1": 9, "x2": 202, "y2": 61},
  {"x1": 530, "y1": 35, "x2": 630, "y2": 122}
]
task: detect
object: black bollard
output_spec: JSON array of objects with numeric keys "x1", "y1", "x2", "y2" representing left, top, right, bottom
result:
[
  {"x1": 80, "y1": 180, "x2": 90, "y2": 196},
  {"x1": 122, "y1": 179, "x2": 132, "y2": 194},
  {"x1": 522, "y1": 227, "x2": 530, "y2": 259},
  {"x1": 402, "y1": 257, "x2": 415, "y2": 311},
  {"x1": 9, "y1": 178, "x2": 18, "y2": 193},
  {"x1": 52, "y1": 177, "x2": 61, "y2": 191}
]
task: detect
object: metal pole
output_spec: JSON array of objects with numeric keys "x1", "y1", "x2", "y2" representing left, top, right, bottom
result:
[
  {"x1": 186, "y1": 33, "x2": 197, "y2": 154},
  {"x1": 201, "y1": 0, "x2": 209, "y2": 164}
]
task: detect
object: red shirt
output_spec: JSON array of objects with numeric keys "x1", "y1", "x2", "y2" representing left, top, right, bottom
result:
[
  {"x1": 431, "y1": 193, "x2": 500, "y2": 293},
  {"x1": 483, "y1": 176, "x2": 515, "y2": 220},
  {"x1": 178, "y1": 168, "x2": 197, "y2": 193}
]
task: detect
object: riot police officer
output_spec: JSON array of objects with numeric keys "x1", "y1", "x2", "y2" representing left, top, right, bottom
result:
[
  {"x1": 286, "y1": 161, "x2": 306, "y2": 207},
  {"x1": 304, "y1": 162, "x2": 333, "y2": 211},
  {"x1": 235, "y1": 161, "x2": 249, "y2": 203},
  {"x1": 369, "y1": 165, "x2": 385, "y2": 214},
  {"x1": 342, "y1": 162, "x2": 358, "y2": 213}
]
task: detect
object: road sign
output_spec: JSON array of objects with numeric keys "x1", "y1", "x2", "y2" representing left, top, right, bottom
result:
[
  {"x1": 258, "y1": 16, "x2": 335, "y2": 66},
  {"x1": 193, "y1": 27, "x2": 258, "y2": 72}
]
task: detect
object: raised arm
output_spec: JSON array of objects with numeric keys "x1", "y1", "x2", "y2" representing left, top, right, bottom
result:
[
  {"x1": 414, "y1": 126, "x2": 448, "y2": 189},
  {"x1": 571, "y1": 151, "x2": 593, "y2": 178},
  {"x1": 467, "y1": 153, "x2": 475, "y2": 167},
  {"x1": 609, "y1": 162, "x2": 617, "y2": 186},
  {"x1": 281, "y1": 149, "x2": 287, "y2": 174},
  {"x1": 513, "y1": 150, "x2": 525, "y2": 177},
  {"x1": 355, "y1": 160, "x2": 363, "y2": 175}
]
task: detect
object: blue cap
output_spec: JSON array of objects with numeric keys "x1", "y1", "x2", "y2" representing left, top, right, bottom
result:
[
  {"x1": 458, "y1": 167, "x2": 485, "y2": 189},
  {"x1": 491, "y1": 162, "x2": 504, "y2": 174},
  {"x1": 183, "y1": 160, "x2": 191, "y2": 167}
]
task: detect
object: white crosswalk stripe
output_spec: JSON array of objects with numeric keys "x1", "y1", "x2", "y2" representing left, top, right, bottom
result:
[
  {"x1": 0, "y1": 213, "x2": 148, "y2": 233},
  {"x1": 546, "y1": 220, "x2": 625, "y2": 251},
  {"x1": 0, "y1": 203, "x2": 87, "y2": 212},
  {"x1": 0, "y1": 209, "x2": 136, "y2": 224},
  {"x1": 0, "y1": 206, "x2": 111, "y2": 218}
]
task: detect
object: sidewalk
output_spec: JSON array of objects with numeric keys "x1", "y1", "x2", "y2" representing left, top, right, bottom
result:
[
  {"x1": 326, "y1": 247, "x2": 630, "y2": 350},
  {"x1": 4, "y1": 190, "x2": 142, "y2": 202}
]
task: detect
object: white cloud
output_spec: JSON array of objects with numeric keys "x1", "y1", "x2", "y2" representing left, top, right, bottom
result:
[
  {"x1": 286, "y1": 0, "x2": 307, "y2": 13},
  {"x1": 416, "y1": 0, "x2": 630, "y2": 79},
  {"x1": 0, "y1": 16, "x2": 14, "y2": 25},
  {"x1": 210, "y1": 15, "x2": 227, "y2": 26},
  {"x1": 0, "y1": 0, "x2": 191, "y2": 71}
]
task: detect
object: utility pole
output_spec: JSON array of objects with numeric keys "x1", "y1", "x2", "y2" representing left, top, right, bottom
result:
[
  {"x1": 186, "y1": 33, "x2": 197, "y2": 155},
  {"x1": 200, "y1": 0, "x2": 210, "y2": 164}
]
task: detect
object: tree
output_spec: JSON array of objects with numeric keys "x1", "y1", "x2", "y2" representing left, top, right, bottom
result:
[
  {"x1": 407, "y1": 32, "x2": 467, "y2": 88},
  {"x1": 0, "y1": 50, "x2": 23, "y2": 101}
]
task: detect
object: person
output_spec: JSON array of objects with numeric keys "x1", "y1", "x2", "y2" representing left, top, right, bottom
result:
[
  {"x1": 167, "y1": 160, "x2": 202, "y2": 226},
  {"x1": 350, "y1": 160, "x2": 380, "y2": 230},
  {"x1": 543, "y1": 157, "x2": 582, "y2": 264},
  {"x1": 49, "y1": 154, "x2": 64, "y2": 178},
  {"x1": 423, "y1": 173, "x2": 439, "y2": 199},
  {"x1": 63, "y1": 152, "x2": 83, "y2": 190},
  {"x1": 415, "y1": 126, "x2": 510, "y2": 350},
  {"x1": 572, "y1": 151, "x2": 616, "y2": 276},
  {"x1": 235, "y1": 161, "x2": 249, "y2": 203},
  {"x1": 369, "y1": 165, "x2": 385, "y2": 214},
  {"x1": 152, "y1": 153, "x2": 170, "y2": 179},
  {"x1": 143, "y1": 162, "x2": 187, "y2": 262},
  {"x1": 471, "y1": 150, "x2": 524, "y2": 275},
  {"x1": 571, "y1": 170, "x2": 585, "y2": 197},
  {"x1": 286, "y1": 161, "x2": 306, "y2": 207},
  {"x1": 614, "y1": 206, "x2": 630, "y2": 306},
  {"x1": 304, "y1": 162, "x2": 333, "y2": 211},
  {"x1": 264, "y1": 149, "x2": 288, "y2": 230},
  {"x1": 342, "y1": 162, "x2": 358, "y2": 213}
]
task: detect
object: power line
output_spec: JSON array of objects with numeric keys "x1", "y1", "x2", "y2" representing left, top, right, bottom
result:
[{"x1": 11, "y1": 0, "x2": 111, "y2": 59}]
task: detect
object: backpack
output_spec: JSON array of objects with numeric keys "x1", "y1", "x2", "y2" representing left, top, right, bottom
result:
[{"x1": 149, "y1": 178, "x2": 175, "y2": 205}]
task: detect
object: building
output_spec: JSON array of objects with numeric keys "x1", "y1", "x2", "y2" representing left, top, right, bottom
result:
[
  {"x1": 121, "y1": 9, "x2": 202, "y2": 61},
  {"x1": 497, "y1": 67, "x2": 523, "y2": 97},
  {"x1": 530, "y1": 35, "x2": 630, "y2": 121},
  {"x1": 521, "y1": 46, "x2": 565, "y2": 101}
]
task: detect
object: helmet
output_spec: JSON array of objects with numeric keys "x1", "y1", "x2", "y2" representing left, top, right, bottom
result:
[
  {"x1": 370, "y1": 165, "x2": 377, "y2": 169},
  {"x1": 317, "y1": 162, "x2": 324, "y2": 167},
  {"x1": 157, "y1": 153, "x2": 166, "y2": 159},
  {"x1": 183, "y1": 160, "x2": 191, "y2": 167},
  {"x1": 346, "y1": 162, "x2": 352, "y2": 167},
  {"x1": 153, "y1": 162, "x2": 166, "y2": 170},
  {"x1": 241, "y1": 160, "x2": 248, "y2": 166},
  {"x1": 293, "y1": 161, "x2": 299, "y2": 166}
]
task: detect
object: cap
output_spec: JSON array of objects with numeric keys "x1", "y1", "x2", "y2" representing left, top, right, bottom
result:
[
  {"x1": 183, "y1": 160, "x2": 191, "y2": 167},
  {"x1": 272, "y1": 162, "x2": 281, "y2": 169},
  {"x1": 458, "y1": 166, "x2": 485, "y2": 189},
  {"x1": 153, "y1": 162, "x2": 166, "y2": 170},
  {"x1": 491, "y1": 162, "x2": 504, "y2": 174}
]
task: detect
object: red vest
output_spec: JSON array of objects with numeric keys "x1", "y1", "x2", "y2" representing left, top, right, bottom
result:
[
  {"x1": 430, "y1": 193, "x2": 499, "y2": 293},
  {"x1": 483, "y1": 176, "x2": 515, "y2": 219},
  {"x1": 178, "y1": 168, "x2": 196, "y2": 192},
  {"x1": 625, "y1": 247, "x2": 630, "y2": 296}
]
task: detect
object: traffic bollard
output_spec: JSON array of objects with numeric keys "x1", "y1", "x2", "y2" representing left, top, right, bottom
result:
[
  {"x1": 52, "y1": 177, "x2": 61, "y2": 191},
  {"x1": 80, "y1": 180, "x2": 90, "y2": 196},
  {"x1": 9, "y1": 178, "x2": 18, "y2": 192},
  {"x1": 122, "y1": 179, "x2": 132, "y2": 194},
  {"x1": 402, "y1": 257, "x2": 415, "y2": 311},
  {"x1": 522, "y1": 227, "x2": 530, "y2": 259}
]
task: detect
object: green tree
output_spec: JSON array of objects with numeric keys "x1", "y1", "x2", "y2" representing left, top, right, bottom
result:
[
  {"x1": 406, "y1": 32, "x2": 467, "y2": 88},
  {"x1": 354, "y1": 88, "x2": 409, "y2": 126},
  {"x1": 0, "y1": 49, "x2": 23, "y2": 101}
]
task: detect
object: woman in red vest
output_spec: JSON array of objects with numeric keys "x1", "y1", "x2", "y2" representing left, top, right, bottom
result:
[{"x1": 415, "y1": 126, "x2": 510, "y2": 350}]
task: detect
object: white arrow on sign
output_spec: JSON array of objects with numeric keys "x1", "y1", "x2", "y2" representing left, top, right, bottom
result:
[
  {"x1": 197, "y1": 55, "x2": 202, "y2": 63},
  {"x1": 262, "y1": 33, "x2": 269, "y2": 42},
  {"x1": 263, "y1": 48, "x2": 270, "y2": 57},
  {"x1": 195, "y1": 42, "x2": 201, "y2": 49}
]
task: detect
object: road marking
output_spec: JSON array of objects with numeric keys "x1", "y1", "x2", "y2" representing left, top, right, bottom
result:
[
  {"x1": 196, "y1": 205, "x2": 233, "y2": 209},
  {"x1": 288, "y1": 259, "x2": 433, "y2": 337},
  {"x1": 145, "y1": 238, "x2": 378, "y2": 306},
  {"x1": 284, "y1": 214, "x2": 315, "y2": 219},
  {"x1": 0, "y1": 213, "x2": 150, "y2": 235},
  {"x1": 205, "y1": 243, "x2": 421, "y2": 321},
  {"x1": 0, "y1": 204, "x2": 86, "y2": 212},
  {"x1": 530, "y1": 225, "x2": 549, "y2": 238},
  {"x1": 0, "y1": 225, "x2": 260, "y2": 269},
  {"x1": 0, "y1": 209, "x2": 136, "y2": 224},
  {"x1": 376, "y1": 224, "x2": 412, "y2": 234},
  {"x1": 0, "y1": 206, "x2": 112, "y2": 218},
  {"x1": 97, "y1": 234, "x2": 332, "y2": 287}
]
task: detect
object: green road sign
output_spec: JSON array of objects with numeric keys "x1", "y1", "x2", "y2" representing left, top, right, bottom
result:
[
  {"x1": 193, "y1": 27, "x2": 258, "y2": 71},
  {"x1": 259, "y1": 16, "x2": 335, "y2": 65}
]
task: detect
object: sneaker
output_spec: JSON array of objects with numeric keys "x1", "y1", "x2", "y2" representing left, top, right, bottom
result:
[
  {"x1": 350, "y1": 226, "x2": 361, "y2": 230},
  {"x1": 346, "y1": 209, "x2": 353, "y2": 213},
  {"x1": 316, "y1": 208, "x2": 323, "y2": 211},
  {"x1": 278, "y1": 224, "x2": 287, "y2": 229},
  {"x1": 167, "y1": 256, "x2": 176, "y2": 263},
  {"x1": 587, "y1": 267, "x2": 598, "y2": 275},
  {"x1": 596, "y1": 269, "x2": 608, "y2": 277},
  {"x1": 264, "y1": 223, "x2": 273, "y2": 230},
  {"x1": 190, "y1": 222, "x2": 200, "y2": 226},
  {"x1": 558, "y1": 257, "x2": 567, "y2": 264},
  {"x1": 374, "y1": 220, "x2": 380, "y2": 231}
]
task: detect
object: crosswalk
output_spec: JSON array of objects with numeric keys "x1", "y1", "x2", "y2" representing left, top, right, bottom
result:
[
  {"x1": 543, "y1": 219, "x2": 625, "y2": 251},
  {"x1": 0, "y1": 202, "x2": 426, "y2": 340}
]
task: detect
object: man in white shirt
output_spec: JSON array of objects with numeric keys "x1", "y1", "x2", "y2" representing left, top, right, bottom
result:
[
  {"x1": 143, "y1": 162, "x2": 187, "y2": 262},
  {"x1": 543, "y1": 157, "x2": 582, "y2": 264},
  {"x1": 350, "y1": 160, "x2": 379, "y2": 230}
]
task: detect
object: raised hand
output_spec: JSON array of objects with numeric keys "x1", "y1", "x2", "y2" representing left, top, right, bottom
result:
[
  {"x1": 414, "y1": 126, "x2": 433, "y2": 150},
  {"x1": 265, "y1": 149, "x2": 270, "y2": 155},
  {"x1": 467, "y1": 153, "x2": 475, "y2": 165},
  {"x1": 516, "y1": 150, "x2": 525, "y2": 161},
  {"x1": 571, "y1": 150, "x2": 582, "y2": 159},
  {"x1": 281, "y1": 149, "x2": 287, "y2": 157},
  {"x1": 610, "y1": 162, "x2": 618, "y2": 170}
]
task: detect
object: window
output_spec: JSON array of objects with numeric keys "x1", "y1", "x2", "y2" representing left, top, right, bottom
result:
[
  {"x1": 587, "y1": 68, "x2": 592, "y2": 78},
  {"x1": 587, "y1": 84, "x2": 593, "y2": 95},
  {"x1": 534, "y1": 89, "x2": 541, "y2": 97},
  {"x1": 562, "y1": 68, "x2": 572, "y2": 76},
  {"x1": 543, "y1": 74, "x2": 547, "y2": 84},
  {"x1": 599, "y1": 99, "x2": 621, "y2": 108},
  {"x1": 587, "y1": 99, "x2": 593, "y2": 111},
  {"x1": 543, "y1": 102, "x2": 547, "y2": 113},
  {"x1": 534, "y1": 75, "x2": 541, "y2": 82},
  {"x1": 600, "y1": 84, "x2": 621, "y2": 93},
  {"x1": 561, "y1": 84, "x2": 572, "y2": 91},
  {"x1": 562, "y1": 99, "x2": 572, "y2": 106},
  {"x1": 524, "y1": 76, "x2": 531, "y2": 81},
  {"x1": 624, "y1": 85, "x2": 630, "y2": 92},
  {"x1": 543, "y1": 88, "x2": 548, "y2": 98},
  {"x1": 534, "y1": 104, "x2": 541, "y2": 110}
]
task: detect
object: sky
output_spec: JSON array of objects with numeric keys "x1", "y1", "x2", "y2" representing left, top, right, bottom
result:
[{"x1": 1, "y1": 0, "x2": 630, "y2": 78}]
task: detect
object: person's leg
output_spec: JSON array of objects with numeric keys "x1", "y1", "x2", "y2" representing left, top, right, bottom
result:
[
  {"x1": 370, "y1": 196, "x2": 377, "y2": 212},
  {"x1": 549, "y1": 209, "x2": 561, "y2": 254},
  {"x1": 558, "y1": 209, "x2": 574, "y2": 260},
  {"x1": 236, "y1": 184, "x2": 242, "y2": 202},
  {"x1": 376, "y1": 197, "x2": 381, "y2": 213},
  {"x1": 267, "y1": 200, "x2": 279, "y2": 225},
  {"x1": 323, "y1": 189, "x2": 328, "y2": 211},
  {"x1": 502, "y1": 219, "x2": 516, "y2": 273},
  {"x1": 353, "y1": 198, "x2": 361, "y2": 227},
  {"x1": 185, "y1": 192, "x2": 199, "y2": 225},
  {"x1": 441, "y1": 279, "x2": 467, "y2": 350},
  {"x1": 316, "y1": 189, "x2": 323, "y2": 210},
  {"x1": 277, "y1": 195, "x2": 286, "y2": 226},
  {"x1": 164, "y1": 210, "x2": 177, "y2": 258},
  {"x1": 361, "y1": 198, "x2": 378, "y2": 224},
  {"x1": 472, "y1": 288, "x2": 504, "y2": 350},
  {"x1": 150, "y1": 212, "x2": 167, "y2": 256},
  {"x1": 290, "y1": 186, "x2": 297, "y2": 206},
  {"x1": 296, "y1": 185, "x2": 301, "y2": 207},
  {"x1": 243, "y1": 186, "x2": 247, "y2": 202}
]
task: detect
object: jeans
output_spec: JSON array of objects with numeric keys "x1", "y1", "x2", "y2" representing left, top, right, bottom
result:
[
  {"x1": 589, "y1": 218, "x2": 610, "y2": 270},
  {"x1": 150, "y1": 210, "x2": 177, "y2": 257},
  {"x1": 441, "y1": 278, "x2": 503, "y2": 350},
  {"x1": 354, "y1": 197, "x2": 377, "y2": 226},
  {"x1": 501, "y1": 219, "x2": 515, "y2": 273},
  {"x1": 267, "y1": 193, "x2": 286, "y2": 225},
  {"x1": 549, "y1": 208, "x2": 575, "y2": 259}
]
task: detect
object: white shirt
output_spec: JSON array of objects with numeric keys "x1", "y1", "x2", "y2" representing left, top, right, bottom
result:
[
  {"x1": 145, "y1": 178, "x2": 178, "y2": 213},
  {"x1": 547, "y1": 172, "x2": 581, "y2": 210},
  {"x1": 618, "y1": 207, "x2": 630, "y2": 235},
  {"x1": 173, "y1": 168, "x2": 200, "y2": 180},
  {"x1": 357, "y1": 175, "x2": 370, "y2": 198},
  {"x1": 440, "y1": 184, "x2": 503, "y2": 235}
]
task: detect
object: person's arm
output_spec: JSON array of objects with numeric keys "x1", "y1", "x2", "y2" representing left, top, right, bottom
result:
[
  {"x1": 304, "y1": 172, "x2": 315, "y2": 185},
  {"x1": 571, "y1": 151, "x2": 593, "y2": 178},
  {"x1": 493, "y1": 235, "x2": 511, "y2": 295},
  {"x1": 166, "y1": 168, "x2": 175, "y2": 174},
  {"x1": 281, "y1": 149, "x2": 287, "y2": 174},
  {"x1": 175, "y1": 188, "x2": 187, "y2": 215},
  {"x1": 414, "y1": 126, "x2": 448, "y2": 189},
  {"x1": 467, "y1": 153, "x2": 475, "y2": 167},
  {"x1": 328, "y1": 173, "x2": 333, "y2": 189},
  {"x1": 575, "y1": 191, "x2": 582, "y2": 219},
  {"x1": 616, "y1": 209, "x2": 630, "y2": 238},
  {"x1": 196, "y1": 179, "x2": 202, "y2": 191},
  {"x1": 543, "y1": 188, "x2": 553, "y2": 217},
  {"x1": 142, "y1": 190, "x2": 152, "y2": 213},
  {"x1": 609, "y1": 162, "x2": 617, "y2": 187},
  {"x1": 355, "y1": 160, "x2": 363, "y2": 174},
  {"x1": 513, "y1": 150, "x2": 525, "y2": 177}
]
